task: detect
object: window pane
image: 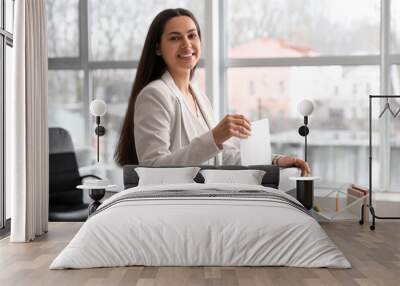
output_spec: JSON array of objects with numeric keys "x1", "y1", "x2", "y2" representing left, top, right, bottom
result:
[
  {"x1": 5, "y1": 0, "x2": 14, "y2": 33},
  {"x1": 89, "y1": 0, "x2": 205, "y2": 61},
  {"x1": 1, "y1": 41, "x2": 4, "y2": 226},
  {"x1": 0, "y1": 0, "x2": 2, "y2": 29},
  {"x1": 92, "y1": 69, "x2": 136, "y2": 164},
  {"x1": 392, "y1": 0, "x2": 400, "y2": 53},
  {"x1": 227, "y1": 0, "x2": 380, "y2": 58},
  {"x1": 192, "y1": 67, "x2": 206, "y2": 96},
  {"x1": 391, "y1": 66, "x2": 400, "y2": 190},
  {"x1": 227, "y1": 66, "x2": 380, "y2": 186},
  {"x1": 46, "y1": 0, "x2": 79, "y2": 57},
  {"x1": 5, "y1": 45, "x2": 12, "y2": 219},
  {"x1": 48, "y1": 71, "x2": 85, "y2": 150}
]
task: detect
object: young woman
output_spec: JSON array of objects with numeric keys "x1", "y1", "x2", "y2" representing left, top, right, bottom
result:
[{"x1": 114, "y1": 8, "x2": 310, "y2": 176}]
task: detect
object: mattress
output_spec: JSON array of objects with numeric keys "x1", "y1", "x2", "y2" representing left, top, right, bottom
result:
[{"x1": 50, "y1": 183, "x2": 351, "y2": 269}]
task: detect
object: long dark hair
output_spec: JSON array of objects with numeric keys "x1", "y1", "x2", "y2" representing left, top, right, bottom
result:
[{"x1": 114, "y1": 8, "x2": 202, "y2": 166}]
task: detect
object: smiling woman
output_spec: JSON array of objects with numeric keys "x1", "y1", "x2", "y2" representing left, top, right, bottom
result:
[
  {"x1": 113, "y1": 8, "x2": 254, "y2": 167},
  {"x1": 114, "y1": 8, "x2": 309, "y2": 176}
]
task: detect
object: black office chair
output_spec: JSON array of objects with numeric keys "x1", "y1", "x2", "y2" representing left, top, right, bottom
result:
[{"x1": 49, "y1": 127, "x2": 101, "y2": 222}]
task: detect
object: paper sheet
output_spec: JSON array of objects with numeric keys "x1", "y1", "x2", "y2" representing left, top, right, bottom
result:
[{"x1": 240, "y1": 118, "x2": 271, "y2": 166}]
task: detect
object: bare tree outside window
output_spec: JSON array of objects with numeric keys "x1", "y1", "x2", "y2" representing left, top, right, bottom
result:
[
  {"x1": 48, "y1": 70, "x2": 85, "y2": 149},
  {"x1": 46, "y1": 0, "x2": 79, "y2": 57},
  {"x1": 392, "y1": 0, "x2": 400, "y2": 53},
  {"x1": 228, "y1": 0, "x2": 380, "y2": 58},
  {"x1": 89, "y1": 0, "x2": 204, "y2": 61},
  {"x1": 91, "y1": 69, "x2": 136, "y2": 163}
]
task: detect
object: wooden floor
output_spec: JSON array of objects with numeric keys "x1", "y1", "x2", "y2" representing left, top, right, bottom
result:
[{"x1": 0, "y1": 222, "x2": 399, "y2": 286}]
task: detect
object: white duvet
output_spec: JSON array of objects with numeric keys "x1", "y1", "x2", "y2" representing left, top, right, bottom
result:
[{"x1": 50, "y1": 183, "x2": 351, "y2": 269}]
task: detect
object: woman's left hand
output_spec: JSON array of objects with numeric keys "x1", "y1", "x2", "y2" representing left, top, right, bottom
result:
[{"x1": 276, "y1": 156, "x2": 311, "y2": 177}]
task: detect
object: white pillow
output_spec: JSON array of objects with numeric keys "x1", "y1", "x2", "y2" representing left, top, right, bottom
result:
[
  {"x1": 200, "y1": 169, "x2": 266, "y2": 185},
  {"x1": 135, "y1": 167, "x2": 201, "y2": 186}
]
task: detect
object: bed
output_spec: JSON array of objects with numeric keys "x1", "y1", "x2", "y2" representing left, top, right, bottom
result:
[{"x1": 50, "y1": 165, "x2": 351, "y2": 269}]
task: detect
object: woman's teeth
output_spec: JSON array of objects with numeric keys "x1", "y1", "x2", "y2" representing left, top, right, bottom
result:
[{"x1": 178, "y1": 53, "x2": 194, "y2": 58}]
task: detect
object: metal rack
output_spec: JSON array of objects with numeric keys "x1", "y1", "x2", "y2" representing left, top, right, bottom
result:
[{"x1": 359, "y1": 95, "x2": 400, "y2": 230}]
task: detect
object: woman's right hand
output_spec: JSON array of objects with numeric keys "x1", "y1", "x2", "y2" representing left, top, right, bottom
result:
[{"x1": 212, "y1": 114, "x2": 252, "y2": 146}]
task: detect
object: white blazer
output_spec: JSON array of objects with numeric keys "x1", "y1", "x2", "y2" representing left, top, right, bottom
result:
[{"x1": 134, "y1": 71, "x2": 241, "y2": 166}]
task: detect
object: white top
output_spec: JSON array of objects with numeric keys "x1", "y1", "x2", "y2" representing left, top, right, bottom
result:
[
  {"x1": 134, "y1": 71, "x2": 240, "y2": 166},
  {"x1": 181, "y1": 92, "x2": 216, "y2": 165}
]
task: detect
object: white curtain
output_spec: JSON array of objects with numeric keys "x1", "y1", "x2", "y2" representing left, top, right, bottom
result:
[{"x1": 8, "y1": 0, "x2": 49, "y2": 242}]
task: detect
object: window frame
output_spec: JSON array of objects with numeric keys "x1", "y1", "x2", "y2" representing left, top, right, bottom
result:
[{"x1": 1, "y1": 0, "x2": 14, "y2": 230}]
